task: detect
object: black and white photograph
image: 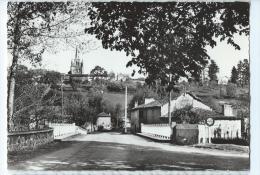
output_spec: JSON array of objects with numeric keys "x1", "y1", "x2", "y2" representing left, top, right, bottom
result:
[{"x1": 1, "y1": 0, "x2": 256, "y2": 174}]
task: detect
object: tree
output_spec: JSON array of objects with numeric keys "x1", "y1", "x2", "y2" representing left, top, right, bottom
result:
[
  {"x1": 7, "y1": 2, "x2": 94, "y2": 130},
  {"x1": 242, "y1": 59, "x2": 249, "y2": 86},
  {"x1": 172, "y1": 106, "x2": 199, "y2": 124},
  {"x1": 41, "y1": 71, "x2": 61, "y2": 85},
  {"x1": 108, "y1": 71, "x2": 116, "y2": 80},
  {"x1": 208, "y1": 60, "x2": 219, "y2": 81},
  {"x1": 237, "y1": 60, "x2": 243, "y2": 86},
  {"x1": 85, "y1": 2, "x2": 249, "y2": 89},
  {"x1": 90, "y1": 65, "x2": 108, "y2": 79},
  {"x1": 226, "y1": 83, "x2": 237, "y2": 98},
  {"x1": 230, "y1": 66, "x2": 238, "y2": 84},
  {"x1": 13, "y1": 83, "x2": 59, "y2": 130},
  {"x1": 114, "y1": 103, "x2": 122, "y2": 129},
  {"x1": 129, "y1": 86, "x2": 158, "y2": 109}
]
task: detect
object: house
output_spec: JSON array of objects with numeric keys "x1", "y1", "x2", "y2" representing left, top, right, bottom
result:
[
  {"x1": 130, "y1": 92, "x2": 211, "y2": 133},
  {"x1": 96, "y1": 112, "x2": 112, "y2": 131},
  {"x1": 131, "y1": 92, "x2": 243, "y2": 145},
  {"x1": 218, "y1": 76, "x2": 229, "y2": 85}
]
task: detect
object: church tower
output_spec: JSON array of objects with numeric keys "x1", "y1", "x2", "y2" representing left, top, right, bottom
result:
[{"x1": 70, "y1": 47, "x2": 83, "y2": 74}]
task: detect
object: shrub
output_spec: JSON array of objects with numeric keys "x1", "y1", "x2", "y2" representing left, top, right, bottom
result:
[
  {"x1": 226, "y1": 83, "x2": 237, "y2": 98},
  {"x1": 107, "y1": 82, "x2": 123, "y2": 92},
  {"x1": 211, "y1": 138, "x2": 249, "y2": 146}
]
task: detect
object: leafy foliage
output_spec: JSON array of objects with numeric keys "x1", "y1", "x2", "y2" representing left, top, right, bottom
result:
[
  {"x1": 90, "y1": 65, "x2": 108, "y2": 79},
  {"x1": 86, "y1": 2, "x2": 249, "y2": 87},
  {"x1": 226, "y1": 83, "x2": 237, "y2": 98},
  {"x1": 230, "y1": 66, "x2": 238, "y2": 84},
  {"x1": 232, "y1": 59, "x2": 249, "y2": 87},
  {"x1": 172, "y1": 106, "x2": 200, "y2": 124},
  {"x1": 208, "y1": 60, "x2": 219, "y2": 81}
]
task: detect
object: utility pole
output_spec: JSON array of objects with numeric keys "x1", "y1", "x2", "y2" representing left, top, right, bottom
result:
[
  {"x1": 124, "y1": 86, "x2": 127, "y2": 133},
  {"x1": 61, "y1": 75, "x2": 64, "y2": 122},
  {"x1": 168, "y1": 74, "x2": 172, "y2": 125}
]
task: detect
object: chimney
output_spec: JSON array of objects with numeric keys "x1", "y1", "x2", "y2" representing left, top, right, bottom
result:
[
  {"x1": 144, "y1": 98, "x2": 155, "y2": 104},
  {"x1": 222, "y1": 104, "x2": 234, "y2": 117},
  {"x1": 134, "y1": 101, "x2": 138, "y2": 107}
]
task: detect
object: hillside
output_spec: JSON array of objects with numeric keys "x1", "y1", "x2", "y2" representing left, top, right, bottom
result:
[
  {"x1": 184, "y1": 83, "x2": 249, "y2": 115},
  {"x1": 103, "y1": 92, "x2": 133, "y2": 108}
]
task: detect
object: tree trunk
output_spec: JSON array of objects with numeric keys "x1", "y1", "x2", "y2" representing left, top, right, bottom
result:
[
  {"x1": 7, "y1": 47, "x2": 19, "y2": 131},
  {"x1": 8, "y1": 6, "x2": 21, "y2": 131}
]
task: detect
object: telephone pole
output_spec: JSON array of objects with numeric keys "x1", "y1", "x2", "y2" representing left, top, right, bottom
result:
[
  {"x1": 124, "y1": 86, "x2": 127, "y2": 133},
  {"x1": 61, "y1": 75, "x2": 64, "y2": 122},
  {"x1": 168, "y1": 74, "x2": 172, "y2": 125}
]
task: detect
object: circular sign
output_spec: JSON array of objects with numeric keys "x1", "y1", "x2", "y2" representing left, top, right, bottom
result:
[{"x1": 206, "y1": 117, "x2": 215, "y2": 126}]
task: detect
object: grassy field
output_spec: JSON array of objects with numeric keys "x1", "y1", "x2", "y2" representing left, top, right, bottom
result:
[
  {"x1": 103, "y1": 92, "x2": 133, "y2": 108},
  {"x1": 63, "y1": 87, "x2": 133, "y2": 109}
]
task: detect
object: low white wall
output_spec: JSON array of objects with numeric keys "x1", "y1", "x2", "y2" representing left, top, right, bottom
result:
[
  {"x1": 198, "y1": 119, "x2": 242, "y2": 144},
  {"x1": 141, "y1": 123, "x2": 173, "y2": 139},
  {"x1": 48, "y1": 123, "x2": 87, "y2": 139},
  {"x1": 76, "y1": 126, "x2": 88, "y2": 135}
]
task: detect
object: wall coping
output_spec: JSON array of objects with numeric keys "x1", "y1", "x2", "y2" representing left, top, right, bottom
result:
[{"x1": 8, "y1": 128, "x2": 53, "y2": 136}]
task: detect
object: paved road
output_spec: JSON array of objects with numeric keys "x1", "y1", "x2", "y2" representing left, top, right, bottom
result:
[{"x1": 9, "y1": 132, "x2": 249, "y2": 171}]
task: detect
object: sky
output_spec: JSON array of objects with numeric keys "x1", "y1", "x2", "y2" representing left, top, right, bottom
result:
[{"x1": 15, "y1": 32, "x2": 249, "y2": 80}]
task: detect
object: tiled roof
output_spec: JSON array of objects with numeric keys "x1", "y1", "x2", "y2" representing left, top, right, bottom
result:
[
  {"x1": 132, "y1": 100, "x2": 162, "y2": 110},
  {"x1": 97, "y1": 112, "x2": 110, "y2": 117}
]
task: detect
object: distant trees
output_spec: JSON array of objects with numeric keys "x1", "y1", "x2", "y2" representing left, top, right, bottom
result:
[
  {"x1": 107, "y1": 81, "x2": 124, "y2": 92},
  {"x1": 230, "y1": 66, "x2": 238, "y2": 84},
  {"x1": 41, "y1": 71, "x2": 61, "y2": 85},
  {"x1": 90, "y1": 65, "x2": 108, "y2": 79},
  {"x1": 241, "y1": 59, "x2": 249, "y2": 86},
  {"x1": 208, "y1": 60, "x2": 219, "y2": 82},
  {"x1": 108, "y1": 71, "x2": 116, "y2": 80},
  {"x1": 226, "y1": 83, "x2": 237, "y2": 98},
  {"x1": 230, "y1": 59, "x2": 249, "y2": 87},
  {"x1": 114, "y1": 103, "x2": 122, "y2": 129},
  {"x1": 129, "y1": 86, "x2": 158, "y2": 109}
]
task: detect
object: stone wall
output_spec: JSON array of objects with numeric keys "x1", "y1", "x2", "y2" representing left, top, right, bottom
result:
[{"x1": 8, "y1": 129, "x2": 53, "y2": 152}]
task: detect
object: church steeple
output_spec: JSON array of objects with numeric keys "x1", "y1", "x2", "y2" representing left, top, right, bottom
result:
[{"x1": 70, "y1": 46, "x2": 84, "y2": 74}]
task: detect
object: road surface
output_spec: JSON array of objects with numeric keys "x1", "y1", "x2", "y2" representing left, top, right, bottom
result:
[{"x1": 8, "y1": 132, "x2": 249, "y2": 171}]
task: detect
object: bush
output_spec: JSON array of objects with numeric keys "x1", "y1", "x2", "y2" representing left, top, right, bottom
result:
[
  {"x1": 107, "y1": 82, "x2": 123, "y2": 92},
  {"x1": 211, "y1": 138, "x2": 249, "y2": 146},
  {"x1": 98, "y1": 125, "x2": 104, "y2": 131},
  {"x1": 226, "y1": 83, "x2": 237, "y2": 98}
]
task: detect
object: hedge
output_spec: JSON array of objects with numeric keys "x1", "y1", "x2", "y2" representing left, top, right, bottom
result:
[{"x1": 211, "y1": 138, "x2": 249, "y2": 146}]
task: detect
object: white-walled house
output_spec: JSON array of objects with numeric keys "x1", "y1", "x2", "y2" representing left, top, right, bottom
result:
[
  {"x1": 131, "y1": 92, "x2": 243, "y2": 144},
  {"x1": 130, "y1": 92, "x2": 212, "y2": 132},
  {"x1": 96, "y1": 112, "x2": 111, "y2": 130}
]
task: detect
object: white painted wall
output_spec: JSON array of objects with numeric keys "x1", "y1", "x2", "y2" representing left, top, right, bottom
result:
[
  {"x1": 198, "y1": 120, "x2": 242, "y2": 144},
  {"x1": 141, "y1": 123, "x2": 175, "y2": 139},
  {"x1": 223, "y1": 104, "x2": 234, "y2": 116},
  {"x1": 161, "y1": 100, "x2": 176, "y2": 117},
  {"x1": 160, "y1": 93, "x2": 212, "y2": 118},
  {"x1": 144, "y1": 98, "x2": 155, "y2": 104},
  {"x1": 175, "y1": 94, "x2": 212, "y2": 111},
  {"x1": 48, "y1": 123, "x2": 87, "y2": 139},
  {"x1": 96, "y1": 117, "x2": 111, "y2": 130}
]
